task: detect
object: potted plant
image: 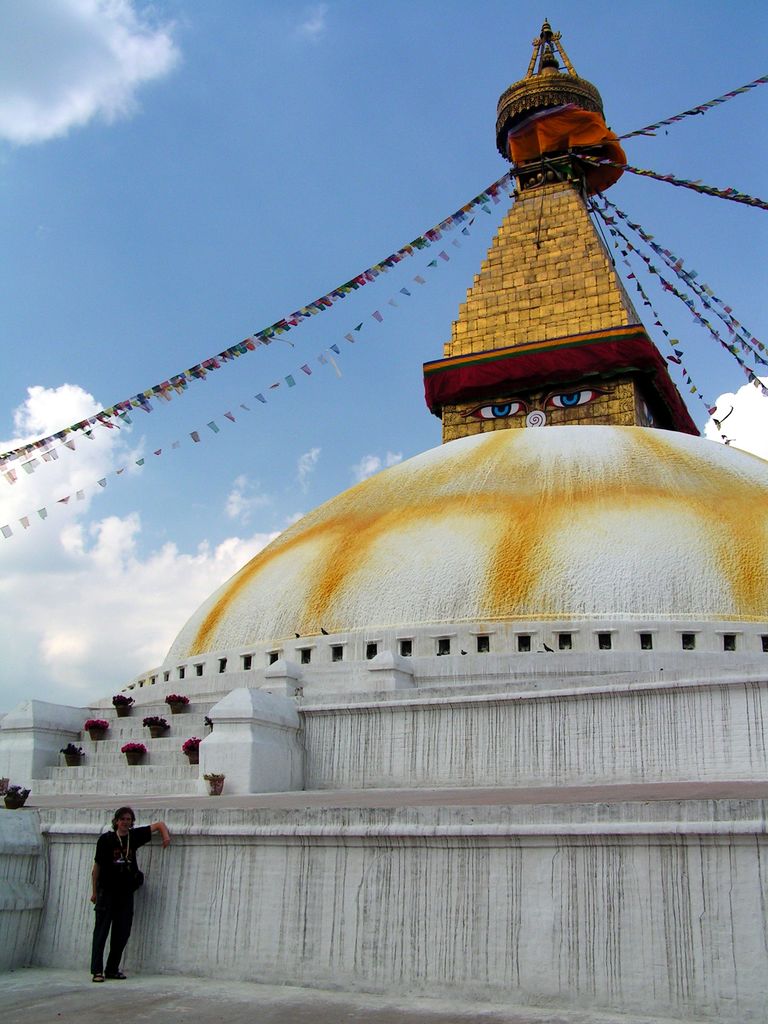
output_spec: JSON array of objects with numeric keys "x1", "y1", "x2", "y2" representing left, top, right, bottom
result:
[
  {"x1": 204, "y1": 715, "x2": 213, "y2": 732},
  {"x1": 121, "y1": 742, "x2": 147, "y2": 766},
  {"x1": 112, "y1": 693, "x2": 135, "y2": 718},
  {"x1": 60, "y1": 743, "x2": 85, "y2": 767},
  {"x1": 142, "y1": 715, "x2": 170, "y2": 738},
  {"x1": 203, "y1": 772, "x2": 225, "y2": 796},
  {"x1": 181, "y1": 737, "x2": 201, "y2": 765},
  {"x1": 4, "y1": 784, "x2": 31, "y2": 809},
  {"x1": 165, "y1": 693, "x2": 190, "y2": 714},
  {"x1": 84, "y1": 718, "x2": 110, "y2": 741}
]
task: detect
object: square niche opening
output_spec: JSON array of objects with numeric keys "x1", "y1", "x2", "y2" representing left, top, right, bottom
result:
[
  {"x1": 681, "y1": 633, "x2": 696, "y2": 651},
  {"x1": 517, "y1": 635, "x2": 531, "y2": 653},
  {"x1": 331, "y1": 645, "x2": 344, "y2": 662},
  {"x1": 639, "y1": 633, "x2": 653, "y2": 650},
  {"x1": 365, "y1": 642, "x2": 378, "y2": 660},
  {"x1": 558, "y1": 633, "x2": 572, "y2": 651},
  {"x1": 476, "y1": 635, "x2": 490, "y2": 653},
  {"x1": 436, "y1": 638, "x2": 451, "y2": 656},
  {"x1": 399, "y1": 639, "x2": 413, "y2": 658},
  {"x1": 597, "y1": 633, "x2": 612, "y2": 650}
]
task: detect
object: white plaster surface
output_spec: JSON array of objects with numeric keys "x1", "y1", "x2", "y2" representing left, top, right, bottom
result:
[
  {"x1": 0, "y1": 701, "x2": 87, "y2": 790},
  {"x1": 0, "y1": 809, "x2": 45, "y2": 971},
  {"x1": 201, "y1": 688, "x2": 303, "y2": 794},
  {"x1": 366, "y1": 650, "x2": 416, "y2": 690},
  {"x1": 302, "y1": 678, "x2": 768, "y2": 790},
  {"x1": 28, "y1": 800, "x2": 768, "y2": 1023}
]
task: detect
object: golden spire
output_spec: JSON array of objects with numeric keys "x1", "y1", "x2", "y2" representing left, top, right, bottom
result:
[
  {"x1": 495, "y1": 20, "x2": 604, "y2": 161},
  {"x1": 421, "y1": 23, "x2": 698, "y2": 443}
]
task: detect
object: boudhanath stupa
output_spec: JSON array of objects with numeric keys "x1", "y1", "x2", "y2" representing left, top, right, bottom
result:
[{"x1": 2, "y1": 22, "x2": 767, "y2": 1023}]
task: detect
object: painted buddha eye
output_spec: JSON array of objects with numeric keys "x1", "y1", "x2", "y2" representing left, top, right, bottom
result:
[
  {"x1": 545, "y1": 389, "x2": 603, "y2": 409},
  {"x1": 467, "y1": 400, "x2": 526, "y2": 420}
]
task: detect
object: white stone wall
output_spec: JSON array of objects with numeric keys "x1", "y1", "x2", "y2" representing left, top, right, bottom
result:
[
  {"x1": 302, "y1": 678, "x2": 768, "y2": 789},
  {"x1": 115, "y1": 619, "x2": 768, "y2": 708},
  {"x1": 0, "y1": 701, "x2": 87, "y2": 790},
  {"x1": 0, "y1": 809, "x2": 45, "y2": 971},
  {"x1": 33, "y1": 803, "x2": 768, "y2": 1022}
]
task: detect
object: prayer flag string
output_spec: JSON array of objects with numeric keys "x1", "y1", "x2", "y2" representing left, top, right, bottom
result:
[
  {"x1": 588, "y1": 199, "x2": 721, "y2": 426},
  {"x1": 0, "y1": 172, "x2": 513, "y2": 470},
  {"x1": 578, "y1": 155, "x2": 768, "y2": 211},
  {"x1": 597, "y1": 195, "x2": 767, "y2": 367},
  {"x1": 1, "y1": 218, "x2": 492, "y2": 537},
  {"x1": 618, "y1": 73, "x2": 768, "y2": 140},
  {"x1": 590, "y1": 197, "x2": 768, "y2": 406}
]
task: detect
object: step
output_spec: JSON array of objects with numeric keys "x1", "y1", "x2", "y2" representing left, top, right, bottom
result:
[
  {"x1": 45, "y1": 763, "x2": 198, "y2": 781},
  {"x1": 86, "y1": 701, "x2": 216, "y2": 720},
  {"x1": 34, "y1": 763, "x2": 200, "y2": 797},
  {"x1": 33, "y1": 775, "x2": 201, "y2": 796},
  {"x1": 77, "y1": 726, "x2": 211, "y2": 751},
  {"x1": 51, "y1": 749, "x2": 200, "y2": 769}
]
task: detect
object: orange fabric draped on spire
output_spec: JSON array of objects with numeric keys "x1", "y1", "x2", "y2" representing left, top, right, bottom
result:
[{"x1": 507, "y1": 106, "x2": 626, "y2": 193}]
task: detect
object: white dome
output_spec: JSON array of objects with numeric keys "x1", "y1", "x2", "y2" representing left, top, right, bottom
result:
[{"x1": 166, "y1": 427, "x2": 768, "y2": 662}]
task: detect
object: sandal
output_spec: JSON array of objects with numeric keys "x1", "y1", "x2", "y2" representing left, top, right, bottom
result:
[
  {"x1": 105, "y1": 971, "x2": 127, "y2": 980},
  {"x1": 92, "y1": 973, "x2": 105, "y2": 983}
]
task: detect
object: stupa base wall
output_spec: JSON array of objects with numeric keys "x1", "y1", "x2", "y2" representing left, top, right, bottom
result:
[
  {"x1": 303, "y1": 676, "x2": 768, "y2": 789},
  {"x1": 24, "y1": 800, "x2": 768, "y2": 1023},
  {"x1": 0, "y1": 809, "x2": 45, "y2": 971}
]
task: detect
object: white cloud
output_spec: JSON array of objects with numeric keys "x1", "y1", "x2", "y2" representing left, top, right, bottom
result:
[
  {"x1": 225, "y1": 474, "x2": 270, "y2": 523},
  {"x1": 0, "y1": 0, "x2": 179, "y2": 145},
  {"x1": 0, "y1": 384, "x2": 280, "y2": 712},
  {"x1": 296, "y1": 446, "x2": 321, "y2": 491},
  {"x1": 296, "y1": 3, "x2": 328, "y2": 42},
  {"x1": 352, "y1": 450, "x2": 403, "y2": 482},
  {"x1": 703, "y1": 376, "x2": 768, "y2": 461},
  {"x1": 0, "y1": 511, "x2": 278, "y2": 711},
  {"x1": 1, "y1": 384, "x2": 139, "y2": 534}
]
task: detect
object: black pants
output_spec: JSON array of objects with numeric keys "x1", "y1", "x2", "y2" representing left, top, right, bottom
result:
[{"x1": 90, "y1": 889, "x2": 134, "y2": 975}]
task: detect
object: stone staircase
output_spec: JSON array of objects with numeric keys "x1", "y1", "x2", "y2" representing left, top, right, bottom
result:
[{"x1": 34, "y1": 700, "x2": 215, "y2": 797}]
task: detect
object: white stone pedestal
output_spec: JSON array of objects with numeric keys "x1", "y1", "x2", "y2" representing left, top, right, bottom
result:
[{"x1": 201, "y1": 688, "x2": 304, "y2": 794}]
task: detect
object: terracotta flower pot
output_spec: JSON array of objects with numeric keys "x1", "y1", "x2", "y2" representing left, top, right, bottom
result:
[
  {"x1": 87, "y1": 728, "x2": 107, "y2": 742},
  {"x1": 124, "y1": 751, "x2": 145, "y2": 766},
  {"x1": 148, "y1": 726, "x2": 168, "y2": 739},
  {"x1": 168, "y1": 702, "x2": 186, "y2": 715},
  {"x1": 115, "y1": 705, "x2": 132, "y2": 718},
  {"x1": 64, "y1": 754, "x2": 82, "y2": 767},
  {"x1": 185, "y1": 751, "x2": 200, "y2": 765},
  {"x1": 4, "y1": 794, "x2": 28, "y2": 809},
  {"x1": 207, "y1": 778, "x2": 224, "y2": 796}
]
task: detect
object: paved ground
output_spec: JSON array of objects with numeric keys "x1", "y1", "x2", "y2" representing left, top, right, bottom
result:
[
  {"x1": 0, "y1": 969, "x2": 695, "y2": 1024},
  {"x1": 28, "y1": 779, "x2": 768, "y2": 812}
]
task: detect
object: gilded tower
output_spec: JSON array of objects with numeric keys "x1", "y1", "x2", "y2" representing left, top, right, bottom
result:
[{"x1": 424, "y1": 21, "x2": 697, "y2": 442}]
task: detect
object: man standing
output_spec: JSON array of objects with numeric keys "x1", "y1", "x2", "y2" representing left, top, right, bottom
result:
[{"x1": 90, "y1": 806, "x2": 171, "y2": 982}]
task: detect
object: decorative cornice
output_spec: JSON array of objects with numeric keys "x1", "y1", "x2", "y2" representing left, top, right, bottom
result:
[{"x1": 495, "y1": 21, "x2": 605, "y2": 158}]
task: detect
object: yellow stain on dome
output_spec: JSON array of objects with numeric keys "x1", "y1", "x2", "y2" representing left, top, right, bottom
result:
[{"x1": 186, "y1": 429, "x2": 768, "y2": 657}]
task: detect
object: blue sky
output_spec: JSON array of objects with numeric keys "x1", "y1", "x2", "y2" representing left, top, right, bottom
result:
[{"x1": 1, "y1": 0, "x2": 766, "y2": 712}]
